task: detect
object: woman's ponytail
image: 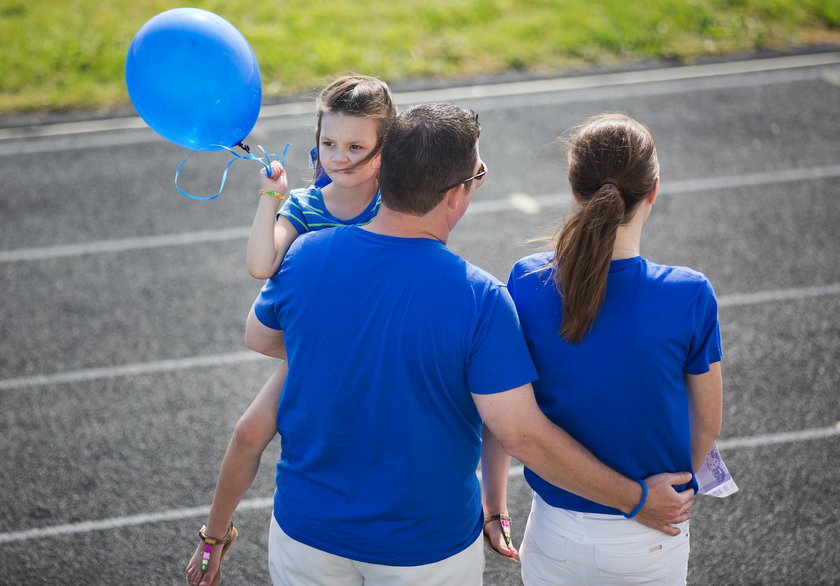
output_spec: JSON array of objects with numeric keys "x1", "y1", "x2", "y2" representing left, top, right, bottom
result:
[
  {"x1": 553, "y1": 114, "x2": 659, "y2": 343},
  {"x1": 555, "y1": 183, "x2": 625, "y2": 343}
]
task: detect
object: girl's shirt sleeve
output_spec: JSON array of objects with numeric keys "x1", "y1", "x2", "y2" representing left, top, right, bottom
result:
[{"x1": 277, "y1": 189, "x2": 311, "y2": 234}]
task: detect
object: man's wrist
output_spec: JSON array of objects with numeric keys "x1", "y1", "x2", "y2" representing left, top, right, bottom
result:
[{"x1": 623, "y1": 479, "x2": 648, "y2": 518}]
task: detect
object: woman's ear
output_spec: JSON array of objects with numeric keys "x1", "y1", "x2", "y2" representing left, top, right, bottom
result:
[{"x1": 648, "y1": 177, "x2": 660, "y2": 205}]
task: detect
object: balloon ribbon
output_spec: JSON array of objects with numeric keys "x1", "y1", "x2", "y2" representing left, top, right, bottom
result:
[{"x1": 174, "y1": 142, "x2": 291, "y2": 201}]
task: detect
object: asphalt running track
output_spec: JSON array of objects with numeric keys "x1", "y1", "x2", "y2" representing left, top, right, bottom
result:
[{"x1": 1, "y1": 50, "x2": 839, "y2": 584}]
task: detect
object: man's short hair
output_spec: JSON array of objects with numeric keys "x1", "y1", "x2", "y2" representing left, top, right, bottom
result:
[{"x1": 379, "y1": 103, "x2": 481, "y2": 216}]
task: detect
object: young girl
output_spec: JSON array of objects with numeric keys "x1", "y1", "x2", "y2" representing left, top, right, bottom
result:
[
  {"x1": 484, "y1": 113, "x2": 723, "y2": 584},
  {"x1": 185, "y1": 74, "x2": 397, "y2": 586}
]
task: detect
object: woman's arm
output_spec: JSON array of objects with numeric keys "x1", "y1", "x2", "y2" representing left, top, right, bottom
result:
[{"x1": 687, "y1": 362, "x2": 723, "y2": 471}]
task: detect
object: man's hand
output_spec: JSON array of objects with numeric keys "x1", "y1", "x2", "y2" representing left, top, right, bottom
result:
[{"x1": 634, "y1": 472, "x2": 695, "y2": 536}]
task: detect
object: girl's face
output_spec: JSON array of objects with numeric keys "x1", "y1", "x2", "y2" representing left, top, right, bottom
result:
[{"x1": 318, "y1": 113, "x2": 380, "y2": 190}]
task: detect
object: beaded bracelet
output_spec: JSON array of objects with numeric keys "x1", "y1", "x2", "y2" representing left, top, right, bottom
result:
[
  {"x1": 623, "y1": 479, "x2": 648, "y2": 519},
  {"x1": 259, "y1": 189, "x2": 286, "y2": 200}
]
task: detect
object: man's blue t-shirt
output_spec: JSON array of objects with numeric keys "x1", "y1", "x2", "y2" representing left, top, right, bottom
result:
[
  {"x1": 254, "y1": 226, "x2": 537, "y2": 565},
  {"x1": 508, "y1": 253, "x2": 722, "y2": 514}
]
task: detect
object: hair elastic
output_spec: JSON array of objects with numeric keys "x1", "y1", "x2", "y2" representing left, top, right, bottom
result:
[{"x1": 601, "y1": 178, "x2": 619, "y2": 188}]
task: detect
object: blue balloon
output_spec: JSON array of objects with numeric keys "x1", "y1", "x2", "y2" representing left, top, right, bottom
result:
[{"x1": 126, "y1": 8, "x2": 262, "y2": 151}]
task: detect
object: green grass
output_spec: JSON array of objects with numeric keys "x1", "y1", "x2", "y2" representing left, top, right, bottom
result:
[{"x1": 1, "y1": 0, "x2": 839, "y2": 115}]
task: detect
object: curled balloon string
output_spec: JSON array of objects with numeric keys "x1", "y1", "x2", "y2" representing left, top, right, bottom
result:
[{"x1": 174, "y1": 142, "x2": 292, "y2": 201}]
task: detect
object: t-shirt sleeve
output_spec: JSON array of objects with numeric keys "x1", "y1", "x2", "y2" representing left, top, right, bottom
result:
[
  {"x1": 506, "y1": 262, "x2": 525, "y2": 310},
  {"x1": 684, "y1": 278, "x2": 723, "y2": 374},
  {"x1": 277, "y1": 193, "x2": 308, "y2": 234},
  {"x1": 468, "y1": 285, "x2": 537, "y2": 395},
  {"x1": 253, "y1": 271, "x2": 286, "y2": 331}
]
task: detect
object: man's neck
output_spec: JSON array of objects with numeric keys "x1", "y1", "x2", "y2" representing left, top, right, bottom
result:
[{"x1": 363, "y1": 205, "x2": 448, "y2": 244}]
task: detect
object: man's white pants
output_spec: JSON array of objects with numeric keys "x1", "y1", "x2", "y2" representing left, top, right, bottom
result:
[
  {"x1": 520, "y1": 494, "x2": 690, "y2": 585},
  {"x1": 268, "y1": 516, "x2": 484, "y2": 585}
]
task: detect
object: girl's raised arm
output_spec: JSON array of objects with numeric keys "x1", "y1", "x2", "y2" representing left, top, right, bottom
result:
[{"x1": 246, "y1": 161, "x2": 292, "y2": 279}]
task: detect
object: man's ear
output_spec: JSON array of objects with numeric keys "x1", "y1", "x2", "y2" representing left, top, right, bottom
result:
[{"x1": 445, "y1": 184, "x2": 464, "y2": 209}]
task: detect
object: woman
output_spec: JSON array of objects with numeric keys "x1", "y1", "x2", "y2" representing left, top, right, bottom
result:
[{"x1": 498, "y1": 113, "x2": 723, "y2": 584}]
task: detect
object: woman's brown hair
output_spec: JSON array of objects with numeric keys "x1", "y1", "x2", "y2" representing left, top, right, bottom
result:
[{"x1": 554, "y1": 113, "x2": 659, "y2": 343}]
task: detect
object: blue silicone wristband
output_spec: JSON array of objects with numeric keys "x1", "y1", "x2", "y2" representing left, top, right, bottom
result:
[{"x1": 624, "y1": 479, "x2": 648, "y2": 519}]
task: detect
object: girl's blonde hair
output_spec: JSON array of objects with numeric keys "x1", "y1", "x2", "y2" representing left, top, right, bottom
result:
[{"x1": 554, "y1": 113, "x2": 659, "y2": 343}]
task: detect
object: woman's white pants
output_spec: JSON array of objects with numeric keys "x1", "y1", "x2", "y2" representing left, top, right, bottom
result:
[{"x1": 520, "y1": 493, "x2": 690, "y2": 585}]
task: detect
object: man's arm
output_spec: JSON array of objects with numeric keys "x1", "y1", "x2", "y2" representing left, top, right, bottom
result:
[
  {"x1": 473, "y1": 384, "x2": 694, "y2": 536},
  {"x1": 245, "y1": 305, "x2": 286, "y2": 359}
]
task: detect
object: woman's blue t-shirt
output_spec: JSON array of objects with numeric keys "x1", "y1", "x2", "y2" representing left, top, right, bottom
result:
[{"x1": 508, "y1": 253, "x2": 722, "y2": 514}]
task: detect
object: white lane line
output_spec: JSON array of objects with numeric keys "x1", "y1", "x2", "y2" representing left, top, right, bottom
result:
[
  {"x1": 718, "y1": 283, "x2": 840, "y2": 308},
  {"x1": 0, "y1": 227, "x2": 251, "y2": 263},
  {"x1": 506, "y1": 424, "x2": 840, "y2": 479},
  {"x1": 716, "y1": 423, "x2": 840, "y2": 449},
  {"x1": 3, "y1": 163, "x2": 839, "y2": 264},
  {"x1": 664, "y1": 164, "x2": 840, "y2": 194},
  {"x1": 2, "y1": 52, "x2": 838, "y2": 143},
  {"x1": 0, "y1": 282, "x2": 837, "y2": 392},
  {"x1": 0, "y1": 352, "x2": 270, "y2": 391},
  {"x1": 508, "y1": 193, "x2": 543, "y2": 215},
  {"x1": 1, "y1": 423, "x2": 838, "y2": 545},
  {"x1": 0, "y1": 498, "x2": 272, "y2": 545},
  {"x1": 390, "y1": 52, "x2": 840, "y2": 106}
]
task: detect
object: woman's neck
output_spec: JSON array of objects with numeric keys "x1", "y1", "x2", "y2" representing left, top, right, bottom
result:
[
  {"x1": 612, "y1": 220, "x2": 642, "y2": 260},
  {"x1": 613, "y1": 190, "x2": 655, "y2": 260}
]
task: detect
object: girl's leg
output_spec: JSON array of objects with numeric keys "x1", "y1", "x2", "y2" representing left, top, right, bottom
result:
[{"x1": 186, "y1": 361, "x2": 288, "y2": 586}]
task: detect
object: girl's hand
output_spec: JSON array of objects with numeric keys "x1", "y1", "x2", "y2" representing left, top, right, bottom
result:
[{"x1": 260, "y1": 160, "x2": 288, "y2": 195}]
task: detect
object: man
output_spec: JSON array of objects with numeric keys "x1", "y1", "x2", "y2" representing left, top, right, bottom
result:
[{"x1": 245, "y1": 103, "x2": 693, "y2": 584}]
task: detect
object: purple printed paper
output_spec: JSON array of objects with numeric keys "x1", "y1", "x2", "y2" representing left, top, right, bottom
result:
[{"x1": 696, "y1": 441, "x2": 739, "y2": 497}]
